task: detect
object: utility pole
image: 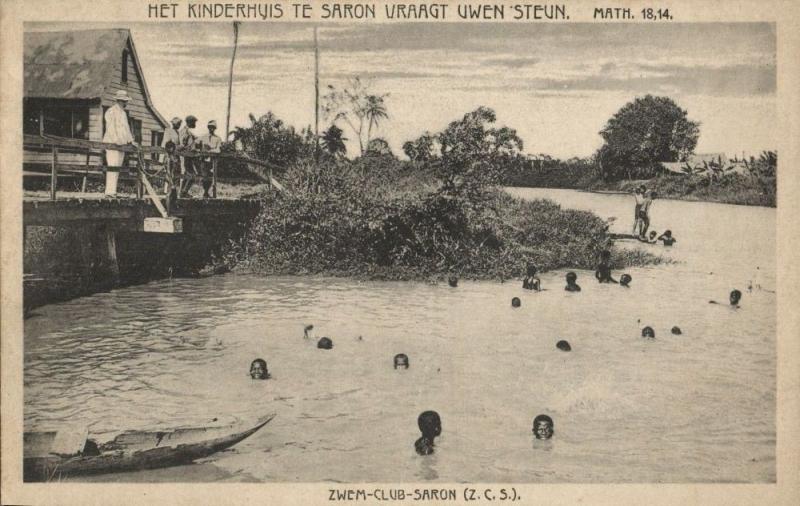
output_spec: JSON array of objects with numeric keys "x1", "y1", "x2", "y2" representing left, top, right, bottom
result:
[
  {"x1": 225, "y1": 21, "x2": 241, "y2": 141},
  {"x1": 314, "y1": 26, "x2": 320, "y2": 163}
]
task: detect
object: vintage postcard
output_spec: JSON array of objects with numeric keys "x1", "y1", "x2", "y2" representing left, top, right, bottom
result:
[{"x1": 1, "y1": 0, "x2": 798, "y2": 504}]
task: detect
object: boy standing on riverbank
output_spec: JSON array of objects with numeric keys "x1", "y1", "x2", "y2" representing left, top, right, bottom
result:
[
  {"x1": 638, "y1": 191, "x2": 657, "y2": 238},
  {"x1": 632, "y1": 185, "x2": 647, "y2": 235}
]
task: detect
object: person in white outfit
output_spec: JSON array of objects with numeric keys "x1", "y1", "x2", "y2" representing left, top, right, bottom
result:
[{"x1": 103, "y1": 90, "x2": 135, "y2": 195}]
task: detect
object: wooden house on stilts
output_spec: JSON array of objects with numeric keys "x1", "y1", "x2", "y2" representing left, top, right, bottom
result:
[{"x1": 23, "y1": 29, "x2": 167, "y2": 165}]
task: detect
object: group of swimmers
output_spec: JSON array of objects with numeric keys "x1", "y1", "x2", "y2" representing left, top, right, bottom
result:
[{"x1": 246, "y1": 236, "x2": 742, "y2": 456}]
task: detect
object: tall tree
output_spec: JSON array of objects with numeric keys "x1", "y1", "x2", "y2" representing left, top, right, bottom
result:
[
  {"x1": 231, "y1": 112, "x2": 314, "y2": 170},
  {"x1": 402, "y1": 132, "x2": 436, "y2": 164},
  {"x1": 322, "y1": 77, "x2": 389, "y2": 156},
  {"x1": 596, "y1": 95, "x2": 700, "y2": 180},
  {"x1": 435, "y1": 106, "x2": 523, "y2": 197}
]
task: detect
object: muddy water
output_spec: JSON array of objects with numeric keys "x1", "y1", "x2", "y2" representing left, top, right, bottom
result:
[{"x1": 24, "y1": 189, "x2": 775, "y2": 482}]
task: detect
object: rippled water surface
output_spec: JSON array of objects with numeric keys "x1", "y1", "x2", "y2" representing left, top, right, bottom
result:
[{"x1": 24, "y1": 189, "x2": 776, "y2": 482}]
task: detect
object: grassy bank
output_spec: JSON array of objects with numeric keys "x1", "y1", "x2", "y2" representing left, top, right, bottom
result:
[
  {"x1": 582, "y1": 173, "x2": 776, "y2": 207},
  {"x1": 504, "y1": 156, "x2": 776, "y2": 208},
  {"x1": 223, "y1": 162, "x2": 660, "y2": 281}
]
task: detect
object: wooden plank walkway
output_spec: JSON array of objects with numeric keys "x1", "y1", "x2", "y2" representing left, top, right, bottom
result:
[{"x1": 23, "y1": 196, "x2": 263, "y2": 226}]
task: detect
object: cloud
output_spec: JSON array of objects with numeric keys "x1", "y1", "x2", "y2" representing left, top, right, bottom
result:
[{"x1": 482, "y1": 56, "x2": 540, "y2": 69}]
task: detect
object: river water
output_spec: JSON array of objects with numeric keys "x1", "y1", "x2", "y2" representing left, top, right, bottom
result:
[{"x1": 23, "y1": 188, "x2": 776, "y2": 483}]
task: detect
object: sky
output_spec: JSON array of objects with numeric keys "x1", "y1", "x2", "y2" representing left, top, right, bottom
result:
[{"x1": 29, "y1": 21, "x2": 776, "y2": 159}]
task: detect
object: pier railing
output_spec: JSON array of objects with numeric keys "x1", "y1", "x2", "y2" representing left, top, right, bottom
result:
[{"x1": 23, "y1": 134, "x2": 286, "y2": 204}]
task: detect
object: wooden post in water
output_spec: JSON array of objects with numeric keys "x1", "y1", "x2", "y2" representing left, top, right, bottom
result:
[
  {"x1": 105, "y1": 226, "x2": 120, "y2": 286},
  {"x1": 212, "y1": 158, "x2": 218, "y2": 198},
  {"x1": 79, "y1": 224, "x2": 95, "y2": 280},
  {"x1": 82, "y1": 152, "x2": 90, "y2": 193},
  {"x1": 50, "y1": 147, "x2": 58, "y2": 200}
]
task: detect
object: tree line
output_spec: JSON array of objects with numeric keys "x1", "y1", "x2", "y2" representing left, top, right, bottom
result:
[{"x1": 226, "y1": 77, "x2": 772, "y2": 190}]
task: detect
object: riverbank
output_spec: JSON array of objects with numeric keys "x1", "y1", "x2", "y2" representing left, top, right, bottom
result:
[
  {"x1": 506, "y1": 168, "x2": 776, "y2": 208},
  {"x1": 582, "y1": 173, "x2": 776, "y2": 207},
  {"x1": 223, "y1": 163, "x2": 661, "y2": 282}
]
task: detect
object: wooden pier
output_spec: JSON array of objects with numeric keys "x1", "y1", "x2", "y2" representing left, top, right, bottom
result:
[{"x1": 22, "y1": 135, "x2": 278, "y2": 301}]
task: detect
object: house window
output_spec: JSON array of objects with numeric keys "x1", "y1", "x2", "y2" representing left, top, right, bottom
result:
[
  {"x1": 122, "y1": 49, "x2": 129, "y2": 83},
  {"x1": 129, "y1": 118, "x2": 142, "y2": 144},
  {"x1": 23, "y1": 104, "x2": 41, "y2": 135},
  {"x1": 41, "y1": 106, "x2": 89, "y2": 139},
  {"x1": 151, "y1": 131, "x2": 164, "y2": 160},
  {"x1": 72, "y1": 109, "x2": 89, "y2": 139}
]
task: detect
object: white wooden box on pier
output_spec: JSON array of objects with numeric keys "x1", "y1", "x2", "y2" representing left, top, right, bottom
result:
[{"x1": 142, "y1": 217, "x2": 183, "y2": 234}]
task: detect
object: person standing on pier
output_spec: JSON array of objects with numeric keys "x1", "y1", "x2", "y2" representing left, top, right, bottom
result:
[
  {"x1": 102, "y1": 90, "x2": 135, "y2": 196},
  {"x1": 161, "y1": 117, "x2": 183, "y2": 197},
  {"x1": 195, "y1": 120, "x2": 222, "y2": 198},
  {"x1": 178, "y1": 115, "x2": 198, "y2": 196}
]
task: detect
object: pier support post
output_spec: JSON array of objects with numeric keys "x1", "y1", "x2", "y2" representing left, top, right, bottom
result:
[
  {"x1": 104, "y1": 226, "x2": 120, "y2": 286},
  {"x1": 78, "y1": 225, "x2": 95, "y2": 281},
  {"x1": 50, "y1": 147, "x2": 58, "y2": 201},
  {"x1": 212, "y1": 158, "x2": 218, "y2": 199}
]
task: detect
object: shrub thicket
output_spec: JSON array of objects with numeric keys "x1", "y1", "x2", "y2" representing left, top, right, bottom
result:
[{"x1": 224, "y1": 159, "x2": 643, "y2": 280}]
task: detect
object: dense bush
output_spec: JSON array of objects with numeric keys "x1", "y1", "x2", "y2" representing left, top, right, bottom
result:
[{"x1": 223, "y1": 159, "x2": 646, "y2": 280}]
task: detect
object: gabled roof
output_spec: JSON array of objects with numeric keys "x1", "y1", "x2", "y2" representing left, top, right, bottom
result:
[{"x1": 24, "y1": 29, "x2": 166, "y2": 127}]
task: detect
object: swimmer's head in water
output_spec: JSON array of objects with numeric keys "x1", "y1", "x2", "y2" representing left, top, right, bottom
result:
[
  {"x1": 418, "y1": 410, "x2": 442, "y2": 440},
  {"x1": 556, "y1": 340, "x2": 571, "y2": 352},
  {"x1": 250, "y1": 358, "x2": 269, "y2": 380},
  {"x1": 566, "y1": 272, "x2": 578, "y2": 284},
  {"x1": 620, "y1": 274, "x2": 632, "y2": 286},
  {"x1": 511, "y1": 297, "x2": 521, "y2": 308},
  {"x1": 394, "y1": 353, "x2": 409, "y2": 369},
  {"x1": 532, "y1": 414, "x2": 554, "y2": 440},
  {"x1": 730, "y1": 289, "x2": 742, "y2": 305},
  {"x1": 671, "y1": 326, "x2": 682, "y2": 335},
  {"x1": 649, "y1": 231, "x2": 657, "y2": 240},
  {"x1": 448, "y1": 275, "x2": 458, "y2": 287},
  {"x1": 641, "y1": 326, "x2": 655, "y2": 339},
  {"x1": 317, "y1": 337, "x2": 333, "y2": 349},
  {"x1": 663, "y1": 229, "x2": 672, "y2": 237},
  {"x1": 526, "y1": 263, "x2": 538, "y2": 277}
]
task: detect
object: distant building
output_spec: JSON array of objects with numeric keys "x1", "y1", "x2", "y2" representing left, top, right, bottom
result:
[
  {"x1": 661, "y1": 153, "x2": 729, "y2": 175},
  {"x1": 24, "y1": 29, "x2": 167, "y2": 163}
]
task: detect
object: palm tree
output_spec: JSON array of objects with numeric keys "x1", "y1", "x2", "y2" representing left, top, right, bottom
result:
[
  {"x1": 321, "y1": 124, "x2": 347, "y2": 158},
  {"x1": 364, "y1": 94, "x2": 388, "y2": 152}
]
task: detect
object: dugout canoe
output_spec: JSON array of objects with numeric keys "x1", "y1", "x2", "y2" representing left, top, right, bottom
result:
[{"x1": 23, "y1": 413, "x2": 275, "y2": 481}]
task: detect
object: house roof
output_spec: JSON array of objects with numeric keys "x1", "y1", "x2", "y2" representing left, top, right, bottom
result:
[
  {"x1": 689, "y1": 153, "x2": 728, "y2": 165},
  {"x1": 661, "y1": 153, "x2": 730, "y2": 174},
  {"x1": 25, "y1": 29, "x2": 128, "y2": 99},
  {"x1": 24, "y1": 29, "x2": 166, "y2": 127}
]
